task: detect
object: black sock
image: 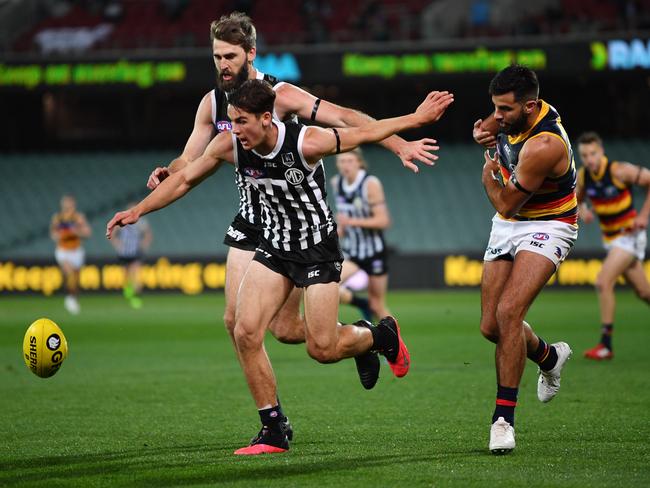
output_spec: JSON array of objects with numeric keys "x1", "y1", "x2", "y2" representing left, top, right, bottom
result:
[
  {"x1": 259, "y1": 405, "x2": 283, "y2": 430},
  {"x1": 492, "y1": 385, "x2": 518, "y2": 426},
  {"x1": 275, "y1": 396, "x2": 287, "y2": 422},
  {"x1": 529, "y1": 337, "x2": 559, "y2": 371},
  {"x1": 600, "y1": 324, "x2": 613, "y2": 350}
]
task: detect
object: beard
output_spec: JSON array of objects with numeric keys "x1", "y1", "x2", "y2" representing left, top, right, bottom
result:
[
  {"x1": 502, "y1": 110, "x2": 528, "y2": 135},
  {"x1": 216, "y1": 62, "x2": 250, "y2": 93}
]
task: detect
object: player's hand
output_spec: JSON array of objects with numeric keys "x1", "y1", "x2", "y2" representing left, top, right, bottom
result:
[
  {"x1": 337, "y1": 212, "x2": 350, "y2": 227},
  {"x1": 106, "y1": 208, "x2": 140, "y2": 239},
  {"x1": 632, "y1": 214, "x2": 648, "y2": 231},
  {"x1": 473, "y1": 119, "x2": 497, "y2": 148},
  {"x1": 147, "y1": 166, "x2": 170, "y2": 190},
  {"x1": 579, "y1": 206, "x2": 595, "y2": 224},
  {"x1": 396, "y1": 138, "x2": 439, "y2": 173},
  {"x1": 483, "y1": 150, "x2": 500, "y2": 175},
  {"x1": 414, "y1": 91, "x2": 454, "y2": 125}
]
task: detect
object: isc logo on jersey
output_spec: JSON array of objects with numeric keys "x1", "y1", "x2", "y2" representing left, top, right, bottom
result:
[{"x1": 22, "y1": 318, "x2": 69, "y2": 378}]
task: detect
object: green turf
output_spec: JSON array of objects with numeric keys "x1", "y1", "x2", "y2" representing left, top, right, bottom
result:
[{"x1": 1, "y1": 290, "x2": 649, "y2": 487}]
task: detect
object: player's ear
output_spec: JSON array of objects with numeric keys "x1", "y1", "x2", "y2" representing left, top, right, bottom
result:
[
  {"x1": 261, "y1": 111, "x2": 272, "y2": 127},
  {"x1": 524, "y1": 100, "x2": 536, "y2": 114},
  {"x1": 247, "y1": 47, "x2": 256, "y2": 64}
]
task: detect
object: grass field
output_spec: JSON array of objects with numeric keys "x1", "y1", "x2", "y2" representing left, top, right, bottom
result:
[{"x1": 1, "y1": 290, "x2": 649, "y2": 487}]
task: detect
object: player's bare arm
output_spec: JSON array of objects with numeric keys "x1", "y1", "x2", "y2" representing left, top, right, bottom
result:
[
  {"x1": 75, "y1": 214, "x2": 92, "y2": 238},
  {"x1": 274, "y1": 82, "x2": 443, "y2": 173},
  {"x1": 576, "y1": 167, "x2": 595, "y2": 223},
  {"x1": 147, "y1": 92, "x2": 217, "y2": 189},
  {"x1": 338, "y1": 178, "x2": 391, "y2": 230},
  {"x1": 301, "y1": 91, "x2": 453, "y2": 164},
  {"x1": 108, "y1": 132, "x2": 232, "y2": 238},
  {"x1": 611, "y1": 161, "x2": 650, "y2": 230},
  {"x1": 482, "y1": 134, "x2": 567, "y2": 218}
]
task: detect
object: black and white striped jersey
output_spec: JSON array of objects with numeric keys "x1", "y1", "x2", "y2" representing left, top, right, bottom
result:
[
  {"x1": 210, "y1": 70, "x2": 280, "y2": 226},
  {"x1": 332, "y1": 170, "x2": 386, "y2": 260},
  {"x1": 115, "y1": 219, "x2": 149, "y2": 258},
  {"x1": 232, "y1": 120, "x2": 337, "y2": 262}
]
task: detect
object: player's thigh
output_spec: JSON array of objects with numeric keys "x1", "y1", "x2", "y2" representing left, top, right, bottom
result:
[
  {"x1": 225, "y1": 247, "x2": 255, "y2": 313},
  {"x1": 623, "y1": 259, "x2": 650, "y2": 296},
  {"x1": 497, "y1": 251, "x2": 556, "y2": 323},
  {"x1": 339, "y1": 259, "x2": 360, "y2": 283},
  {"x1": 303, "y1": 282, "x2": 340, "y2": 350},
  {"x1": 272, "y1": 286, "x2": 303, "y2": 324},
  {"x1": 236, "y1": 260, "x2": 293, "y2": 339},
  {"x1": 598, "y1": 247, "x2": 636, "y2": 286},
  {"x1": 481, "y1": 259, "x2": 512, "y2": 322}
]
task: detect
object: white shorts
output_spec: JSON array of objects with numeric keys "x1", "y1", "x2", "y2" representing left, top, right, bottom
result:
[
  {"x1": 604, "y1": 230, "x2": 647, "y2": 261},
  {"x1": 55, "y1": 247, "x2": 85, "y2": 270},
  {"x1": 484, "y1": 215, "x2": 577, "y2": 268}
]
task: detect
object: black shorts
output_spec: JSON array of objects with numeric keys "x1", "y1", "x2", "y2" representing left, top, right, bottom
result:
[
  {"x1": 223, "y1": 214, "x2": 262, "y2": 251},
  {"x1": 253, "y1": 233, "x2": 343, "y2": 288},
  {"x1": 349, "y1": 251, "x2": 389, "y2": 276},
  {"x1": 118, "y1": 255, "x2": 142, "y2": 265}
]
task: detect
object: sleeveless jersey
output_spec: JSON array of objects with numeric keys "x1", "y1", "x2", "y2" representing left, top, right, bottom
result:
[
  {"x1": 496, "y1": 100, "x2": 578, "y2": 225},
  {"x1": 53, "y1": 212, "x2": 82, "y2": 250},
  {"x1": 210, "y1": 71, "x2": 280, "y2": 226},
  {"x1": 332, "y1": 170, "x2": 386, "y2": 260},
  {"x1": 232, "y1": 120, "x2": 336, "y2": 262},
  {"x1": 116, "y1": 218, "x2": 149, "y2": 258},
  {"x1": 579, "y1": 157, "x2": 637, "y2": 242}
]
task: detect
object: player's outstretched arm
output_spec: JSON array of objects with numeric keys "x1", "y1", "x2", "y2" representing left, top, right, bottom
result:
[
  {"x1": 611, "y1": 161, "x2": 650, "y2": 230},
  {"x1": 274, "y1": 83, "x2": 448, "y2": 173},
  {"x1": 301, "y1": 91, "x2": 453, "y2": 162},
  {"x1": 147, "y1": 92, "x2": 216, "y2": 189},
  {"x1": 107, "y1": 132, "x2": 233, "y2": 239}
]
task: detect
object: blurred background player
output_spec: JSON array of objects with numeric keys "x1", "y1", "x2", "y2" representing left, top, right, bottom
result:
[
  {"x1": 50, "y1": 194, "x2": 91, "y2": 314},
  {"x1": 332, "y1": 148, "x2": 391, "y2": 321},
  {"x1": 110, "y1": 207, "x2": 153, "y2": 309},
  {"x1": 576, "y1": 132, "x2": 650, "y2": 360}
]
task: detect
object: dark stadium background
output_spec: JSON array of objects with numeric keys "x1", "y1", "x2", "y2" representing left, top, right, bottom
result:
[{"x1": 1, "y1": 0, "x2": 649, "y2": 294}]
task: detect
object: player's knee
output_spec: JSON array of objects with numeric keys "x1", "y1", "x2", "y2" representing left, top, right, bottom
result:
[
  {"x1": 233, "y1": 321, "x2": 263, "y2": 352},
  {"x1": 594, "y1": 274, "x2": 615, "y2": 293},
  {"x1": 306, "y1": 342, "x2": 337, "y2": 363},
  {"x1": 223, "y1": 310, "x2": 236, "y2": 339},
  {"x1": 495, "y1": 302, "x2": 524, "y2": 330},
  {"x1": 635, "y1": 287, "x2": 650, "y2": 303},
  {"x1": 269, "y1": 319, "x2": 305, "y2": 344},
  {"x1": 479, "y1": 318, "x2": 499, "y2": 343}
]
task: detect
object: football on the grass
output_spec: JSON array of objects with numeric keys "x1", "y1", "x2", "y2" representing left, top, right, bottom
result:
[{"x1": 22, "y1": 318, "x2": 68, "y2": 378}]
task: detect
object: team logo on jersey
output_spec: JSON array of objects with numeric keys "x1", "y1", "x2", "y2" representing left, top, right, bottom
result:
[
  {"x1": 281, "y1": 152, "x2": 295, "y2": 167},
  {"x1": 244, "y1": 167, "x2": 265, "y2": 178},
  {"x1": 285, "y1": 168, "x2": 304, "y2": 185},
  {"x1": 532, "y1": 233, "x2": 550, "y2": 241},
  {"x1": 216, "y1": 120, "x2": 232, "y2": 132}
]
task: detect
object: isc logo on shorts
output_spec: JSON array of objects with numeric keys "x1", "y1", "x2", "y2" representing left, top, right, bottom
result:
[{"x1": 307, "y1": 269, "x2": 320, "y2": 279}]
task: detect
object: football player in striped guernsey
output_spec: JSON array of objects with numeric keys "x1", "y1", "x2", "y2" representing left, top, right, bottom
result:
[
  {"x1": 332, "y1": 148, "x2": 392, "y2": 322},
  {"x1": 107, "y1": 80, "x2": 454, "y2": 455},
  {"x1": 576, "y1": 132, "x2": 650, "y2": 360},
  {"x1": 146, "y1": 11, "x2": 439, "y2": 377}
]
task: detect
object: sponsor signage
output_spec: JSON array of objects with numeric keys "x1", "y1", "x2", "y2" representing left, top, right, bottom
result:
[{"x1": 591, "y1": 38, "x2": 650, "y2": 70}]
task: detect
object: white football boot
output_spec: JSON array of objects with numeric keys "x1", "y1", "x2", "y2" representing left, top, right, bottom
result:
[
  {"x1": 64, "y1": 295, "x2": 80, "y2": 315},
  {"x1": 489, "y1": 417, "x2": 515, "y2": 455},
  {"x1": 537, "y1": 341, "x2": 572, "y2": 403}
]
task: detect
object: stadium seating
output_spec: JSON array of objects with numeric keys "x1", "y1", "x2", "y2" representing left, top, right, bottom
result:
[{"x1": 2, "y1": 140, "x2": 648, "y2": 260}]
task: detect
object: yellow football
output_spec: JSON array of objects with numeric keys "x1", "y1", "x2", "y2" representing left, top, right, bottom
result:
[{"x1": 22, "y1": 318, "x2": 69, "y2": 378}]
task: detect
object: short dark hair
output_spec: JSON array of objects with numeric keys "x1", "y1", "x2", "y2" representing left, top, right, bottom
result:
[
  {"x1": 210, "y1": 12, "x2": 256, "y2": 51},
  {"x1": 489, "y1": 64, "x2": 539, "y2": 102},
  {"x1": 577, "y1": 131, "x2": 603, "y2": 146},
  {"x1": 229, "y1": 79, "x2": 275, "y2": 115}
]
